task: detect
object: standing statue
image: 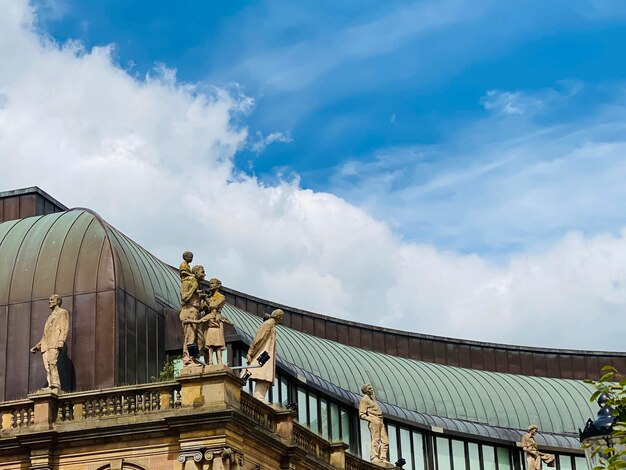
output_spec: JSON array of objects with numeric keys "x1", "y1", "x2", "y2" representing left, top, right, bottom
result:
[
  {"x1": 245, "y1": 309, "x2": 284, "y2": 401},
  {"x1": 29, "y1": 294, "x2": 70, "y2": 392},
  {"x1": 184, "y1": 278, "x2": 233, "y2": 365},
  {"x1": 521, "y1": 425, "x2": 555, "y2": 470},
  {"x1": 179, "y1": 264, "x2": 207, "y2": 366},
  {"x1": 359, "y1": 384, "x2": 391, "y2": 467},
  {"x1": 179, "y1": 251, "x2": 195, "y2": 301}
]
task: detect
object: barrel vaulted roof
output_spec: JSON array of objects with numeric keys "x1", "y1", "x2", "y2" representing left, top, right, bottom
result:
[
  {"x1": 0, "y1": 209, "x2": 179, "y2": 310},
  {"x1": 224, "y1": 304, "x2": 596, "y2": 439}
]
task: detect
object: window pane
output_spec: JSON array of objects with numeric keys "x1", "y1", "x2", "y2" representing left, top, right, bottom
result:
[
  {"x1": 320, "y1": 398, "x2": 329, "y2": 439},
  {"x1": 497, "y1": 448, "x2": 511, "y2": 470},
  {"x1": 436, "y1": 437, "x2": 451, "y2": 470},
  {"x1": 388, "y1": 423, "x2": 398, "y2": 464},
  {"x1": 559, "y1": 456, "x2": 573, "y2": 470},
  {"x1": 483, "y1": 445, "x2": 496, "y2": 470},
  {"x1": 271, "y1": 376, "x2": 280, "y2": 404},
  {"x1": 360, "y1": 418, "x2": 371, "y2": 460},
  {"x1": 341, "y1": 407, "x2": 351, "y2": 445},
  {"x1": 297, "y1": 387, "x2": 307, "y2": 424},
  {"x1": 309, "y1": 393, "x2": 319, "y2": 432},
  {"x1": 412, "y1": 432, "x2": 425, "y2": 470},
  {"x1": 452, "y1": 440, "x2": 466, "y2": 470},
  {"x1": 400, "y1": 427, "x2": 413, "y2": 470},
  {"x1": 331, "y1": 402, "x2": 340, "y2": 441},
  {"x1": 468, "y1": 443, "x2": 480, "y2": 470},
  {"x1": 574, "y1": 457, "x2": 587, "y2": 470},
  {"x1": 280, "y1": 376, "x2": 289, "y2": 407}
]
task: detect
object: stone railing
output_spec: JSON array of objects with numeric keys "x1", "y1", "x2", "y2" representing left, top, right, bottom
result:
[
  {"x1": 345, "y1": 453, "x2": 387, "y2": 470},
  {"x1": 56, "y1": 381, "x2": 181, "y2": 422},
  {"x1": 292, "y1": 422, "x2": 332, "y2": 462},
  {"x1": 0, "y1": 399, "x2": 34, "y2": 431},
  {"x1": 240, "y1": 391, "x2": 276, "y2": 432},
  {"x1": 0, "y1": 382, "x2": 180, "y2": 432}
]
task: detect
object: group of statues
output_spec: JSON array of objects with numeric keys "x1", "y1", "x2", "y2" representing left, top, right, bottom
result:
[
  {"x1": 178, "y1": 250, "x2": 232, "y2": 367},
  {"x1": 25, "y1": 249, "x2": 558, "y2": 470},
  {"x1": 177, "y1": 250, "x2": 283, "y2": 402}
]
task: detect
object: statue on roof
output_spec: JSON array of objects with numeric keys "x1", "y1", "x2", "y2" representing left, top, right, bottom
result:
[
  {"x1": 359, "y1": 384, "x2": 393, "y2": 468},
  {"x1": 179, "y1": 251, "x2": 195, "y2": 301},
  {"x1": 29, "y1": 294, "x2": 70, "y2": 393},
  {"x1": 183, "y1": 278, "x2": 233, "y2": 365},
  {"x1": 521, "y1": 425, "x2": 555, "y2": 470},
  {"x1": 245, "y1": 309, "x2": 284, "y2": 401},
  {"x1": 179, "y1": 264, "x2": 207, "y2": 366}
]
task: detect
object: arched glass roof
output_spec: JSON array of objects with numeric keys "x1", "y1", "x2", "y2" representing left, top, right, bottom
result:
[
  {"x1": 0, "y1": 209, "x2": 179, "y2": 310},
  {"x1": 224, "y1": 304, "x2": 596, "y2": 438}
]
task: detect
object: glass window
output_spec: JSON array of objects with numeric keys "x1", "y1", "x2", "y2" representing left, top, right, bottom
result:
[
  {"x1": 297, "y1": 387, "x2": 307, "y2": 424},
  {"x1": 331, "y1": 402, "x2": 340, "y2": 441},
  {"x1": 468, "y1": 442, "x2": 480, "y2": 470},
  {"x1": 309, "y1": 393, "x2": 319, "y2": 431},
  {"x1": 271, "y1": 376, "x2": 280, "y2": 404},
  {"x1": 388, "y1": 423, "x2": 398, "y2": 464},
  {"x1": 412, "y1": 432, "x2": 425, "y2": 470},
  {"x1": 436, "y1": 437, "x2": 452, "y2": 470},
  {"x1": 400, "y1": 427, "x2": 413, "y2": 470},
  {"x1": 341, "y1": 407, "x2": 351, "y2": 445},
  {"x1": 497, "y1": 447, "x2": 511, "y2": 470},
  {"x1": 574, "y1": 457, "x2": 587, "y2": 470},
  {"x1": 280, "y1": 376, "x2": 289, "y2": 407},
  {"x1": 483, "y1": 445, "x2": 496, "y2": 470},
  {"x1": 360, "y1": 418, "x2": 371, "y2": 460},
  {"x1": 559, "y1": 456, "x2": 573, "y2": 470},
  {"x1": 452, "y1": 440, "x2": 466, "y2": 470},
  {"x1": 320, "y1": 398, "x2": 329, "y2": 439}
]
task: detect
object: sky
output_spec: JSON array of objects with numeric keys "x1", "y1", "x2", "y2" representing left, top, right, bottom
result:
[{"x1": 2, "y1": 0, "x2": 626, "y2": 350}]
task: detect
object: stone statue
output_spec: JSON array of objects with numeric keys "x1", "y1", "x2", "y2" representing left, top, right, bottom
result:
[
  {"x1": 359, "y1": 384, "x2": 391, "y2": 468},
  {"x1": 179, "y1": 264, "x2": 207, "y2": 366},
  {"x1": 29, "y1": 294, "x2": 70, "y2": 392},
  {"x1": 521, "y1": 425, "x2": 555, "y2": 470},
  {"x1": 184, "y1": 278, "x2": 233, "y2": 365},
  {"x1": 245, "y1": 309, "x2": 284, "y2": 401},
  {"x1": 179, "y1": 251, "x2": 195, "y2": 302}
]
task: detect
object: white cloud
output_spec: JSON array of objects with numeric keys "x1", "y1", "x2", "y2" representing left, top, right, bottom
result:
[
  {"x1": 3, "y1": 0, "x2": 626, "y2": 351},
  {"x1": 250, "y1": 130, "x2": 292, "y2": 153},
  {"x1": 480, "y1": 89, "x2": 542, "y2": 115}
]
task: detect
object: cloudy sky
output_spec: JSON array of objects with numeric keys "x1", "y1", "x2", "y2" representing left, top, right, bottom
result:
[{"x1": 2, "y1": 0, "x2": 626, "y2": 350}]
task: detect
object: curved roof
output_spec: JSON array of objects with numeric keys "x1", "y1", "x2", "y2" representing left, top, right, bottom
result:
[
  {"x1": 0, "y1": 209, "x2": 179, "y2": 310},
  {"x1": 224, "y1": 304, "x2": 596, "y2": 438}
]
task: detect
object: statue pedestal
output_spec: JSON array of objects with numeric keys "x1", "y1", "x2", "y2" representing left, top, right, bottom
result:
[
  {"x1": 178, "y1": 364, "x2": 245, "y2": 410},
  {"x1": 27, "y1": 389, "x2": 59, "y2": 430}
]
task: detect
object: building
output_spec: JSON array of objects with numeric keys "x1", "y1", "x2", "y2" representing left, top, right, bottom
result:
[{"x1": 0, "y1": 187, "x2": 615, "y2": 470}]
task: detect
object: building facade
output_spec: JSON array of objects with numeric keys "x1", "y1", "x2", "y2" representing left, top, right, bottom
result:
[{"x1": 0, "y1": 187, "x2": 614, "y2": 469}]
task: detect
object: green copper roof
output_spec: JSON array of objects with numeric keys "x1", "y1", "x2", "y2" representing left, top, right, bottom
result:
[
  {"x1": 0, "y1": 209, "x2": 179, "y2": 310},
  {"x1": 223, "y1": 304, "x2": 596, "y2": 436}
]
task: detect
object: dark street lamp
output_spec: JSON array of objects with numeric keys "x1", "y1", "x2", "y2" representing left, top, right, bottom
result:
[{"x1": 579, "y1": 393, "x2": 618, "y2": 469}]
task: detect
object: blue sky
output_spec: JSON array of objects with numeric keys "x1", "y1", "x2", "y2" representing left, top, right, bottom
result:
[
  {"x1": 32, "y1": 0, "x2": 626, "y2": 258},
  {"x1": 6, "y1": 0, "x2": 626, "y2": 346}
]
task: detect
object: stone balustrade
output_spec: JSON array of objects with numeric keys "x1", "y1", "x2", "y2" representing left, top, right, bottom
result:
[
  {"x1": 346, "y1": 453, "x2": 388, "y2": 470},
  {"x1": 240, "y1": 390, "x2": 276, "y2": 432},
  {"x1": 0, "y1": 399, "x2": 34, "y2": 430}
]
